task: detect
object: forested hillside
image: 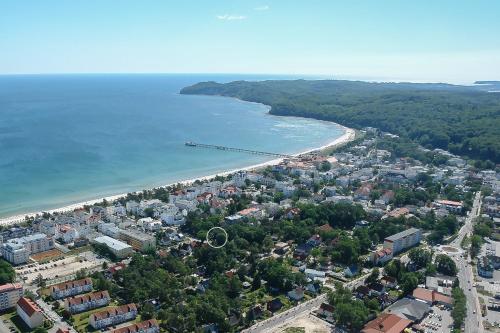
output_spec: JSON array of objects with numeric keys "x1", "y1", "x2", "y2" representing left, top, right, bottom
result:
[{"x1": 181, "y1": 80, "x2": 500, "y2": 163}]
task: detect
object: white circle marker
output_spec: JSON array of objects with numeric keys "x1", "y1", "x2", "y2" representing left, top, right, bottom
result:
[{"x1": 206, "y1": 227, "x2": 228, "y2": 248}]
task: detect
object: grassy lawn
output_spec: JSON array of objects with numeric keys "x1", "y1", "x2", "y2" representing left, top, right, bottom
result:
[
  {"x1": 241, "y1": 287, "x2": 272, "y2": 309},
  {"x1": 284, "y1": 328, "x2": 305, "y2": 333},
  {"x1": 389, "y1": 289, "x2": 402, "y2": 298},
  {"x1": 0, "y1": 308, "x2": 32, "y2": 333},
  {"x1": 72, "y1": 303, "x2": 118, "y2": 333}
]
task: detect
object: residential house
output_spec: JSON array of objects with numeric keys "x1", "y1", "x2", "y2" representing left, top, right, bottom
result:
[
  {"x1": 317, "y1": 303, "x2": 335, "y2": 323},
  {"x1": 110, "y1": 319, "x2": 160, "y2": 333},
  {"x1": 64, "y1": 290, "x2": 110, "y2": 314},
  {"x1": 361, "y1": 313, "x2": 412, "y2": 333},
  {"x1": 89, "y1": 303, "x2": 138, "y2": 330},
  {"x1": 16, "y1": 297, "x2": 44, "y2": 329},
  {"x1": 50, "y1": 278, "x2": 93, "y2": 300},
  {"x1": 371, "y1": 248, "x2": 393, "y2": 265},
  {"x1": 435, "y1": 200, "x2": 463, "y2": 214},
  {"x1": 287, "y1": 287, "x2": 305, "y2": 301},
  {"x1": 266, "y1": 298, "x2": 283, "y2": 312},
  {"x1": 0, "y1": 283, "x2": 23, "y2": 311}
]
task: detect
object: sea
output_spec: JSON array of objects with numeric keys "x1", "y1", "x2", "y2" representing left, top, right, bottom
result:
[{"x1": 0, "y1": 74, "x2": 344, "y2": 218}]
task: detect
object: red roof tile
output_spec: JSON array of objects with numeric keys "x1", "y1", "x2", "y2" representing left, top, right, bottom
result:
[
  {"x1": 17, "y1": 297, "x2": 41, "y2": 317},
  {"x1": 362, "y1": 313, "x2": 411, "y2": 333}
]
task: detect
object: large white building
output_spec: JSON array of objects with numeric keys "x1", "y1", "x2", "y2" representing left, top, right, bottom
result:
[
  {"x1": 2, "y1": 233, "x2": 54, "y2": 265},
  {"x1": 17, "y1": 297, "x2": 44, "y2": 329},
  {"x1": 383, "y1": 228, "x2": 422, "y2": 254},
  {"x1": 0, "y1": 283, "x2": 23, "y2": 311},
  {"x1": 93, "y1": 236, "x2": 133, "y2": 259}
]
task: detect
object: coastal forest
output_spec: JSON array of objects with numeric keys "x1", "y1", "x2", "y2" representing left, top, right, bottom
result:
[{"x1": 181, "y1": 80, "x2": 500, "y2": 164}]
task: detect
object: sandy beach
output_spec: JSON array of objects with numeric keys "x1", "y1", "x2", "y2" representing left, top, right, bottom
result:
[{"x1": 0, "y1": 126, "x2": 355, "y2": 226}]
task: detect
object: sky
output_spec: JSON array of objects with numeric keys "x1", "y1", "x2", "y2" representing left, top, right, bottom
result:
[{"x1": 1, "y1": 0, "x2": 500, "y2": 83}]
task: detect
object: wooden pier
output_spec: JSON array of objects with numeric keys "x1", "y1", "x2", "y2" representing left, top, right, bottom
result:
[{"x1": 185, "y1": 142, "x2": 293, "y2": 158}]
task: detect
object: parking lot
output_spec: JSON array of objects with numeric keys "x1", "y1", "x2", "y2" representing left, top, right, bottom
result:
[
  {"x1": 15, "y1": 251, "x2": 108, "y2": 284},
  {"x1": 419, "y1": 305, "x2": 453, "y2": 333}
]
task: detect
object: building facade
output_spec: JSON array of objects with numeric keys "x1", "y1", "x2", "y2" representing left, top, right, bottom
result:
[
  {"x1": 111, "y1": 319, "x2": 160, "y2": 333},
  {"x1": 89, "y1": 303, "x2": 137, "y2": 329},
  {"x1": 50, "y1": 277, "x2": 93, "y2": 300},
  {"x1": 1, "y1": 233, "x2": 54, "y2": 265},
  {"x1": 0, "y1": 283, "x2": 23, "y2": 311},
  {"x1": 16, "y1": 297, "x2": 44, "y2": 329},
  {"x1": 119, "y1": 229, "x2": 156, "y2": 252},
  {"x1": 64, "y1": 290, "x2": 110, "y2": 314},
  {"x1": 383, "y1": 228, "x2": 422, "y2": 254}
]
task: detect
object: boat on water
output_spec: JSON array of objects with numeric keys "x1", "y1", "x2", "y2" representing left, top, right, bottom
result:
[{"x1": 185, "y1": 141, "x2": 197, "y2": 146}]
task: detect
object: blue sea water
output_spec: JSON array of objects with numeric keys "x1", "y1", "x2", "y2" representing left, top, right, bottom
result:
[{"x1": 0, "y1": 74, "x2": 344, "y2": 218}]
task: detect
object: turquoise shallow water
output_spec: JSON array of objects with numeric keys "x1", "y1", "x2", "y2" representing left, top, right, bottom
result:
[{"x1": 0, "y1": 74, "x2": 344, "y2": 217}]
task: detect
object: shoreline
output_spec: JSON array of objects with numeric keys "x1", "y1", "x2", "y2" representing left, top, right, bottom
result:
[{"x1": 0, "y1": 126, "x2": 355, "y2": 226}]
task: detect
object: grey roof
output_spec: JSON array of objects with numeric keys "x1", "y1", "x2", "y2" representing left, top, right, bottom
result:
[
  {"x1": 387, "y1": 298, "x2": 430, "y2": 321},
  {"x1": 385, "y1": 228, "x2": 420, "y2": 241},
  {"x1": 119, "y1": 229, "x2": 154, "y2": 242},
  {"x1": 94, "y1": 236, "x2": 131, "y2": 251}
]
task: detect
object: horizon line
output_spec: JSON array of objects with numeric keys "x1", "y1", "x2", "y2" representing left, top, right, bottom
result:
[{"x1": 0, "y1": 72, "x2": 492, "y2": 85}]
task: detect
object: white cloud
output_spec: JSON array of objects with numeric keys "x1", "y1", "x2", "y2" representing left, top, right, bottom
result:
[
  {"x1": 254, "y1": 5, "x2": 269, "y2": 11},
  {"x1": 216, "y1": 14, "x2": 246, "y2": 21}
]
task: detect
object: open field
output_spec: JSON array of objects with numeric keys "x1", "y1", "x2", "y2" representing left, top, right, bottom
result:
[
  {"x1": 275, "y1": 313, "x2": 332, "y2": 333},
  {"x1": 30, "y1": 248, "x2": 64, "y2": 263},
  {"x1": 16, "y1": 251, "x2": 108, "y2": 285}
]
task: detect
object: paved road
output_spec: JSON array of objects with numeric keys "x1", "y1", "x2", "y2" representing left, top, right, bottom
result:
[
  {"x1": 242, "y1": 272, "x2": 371, "y2": 333},
  {"x1": 35, "y1": 298, "x2": 78, "y2": 333},
  {"x1": 448, "y1": 191, "x2": 483, "y2": 333}
]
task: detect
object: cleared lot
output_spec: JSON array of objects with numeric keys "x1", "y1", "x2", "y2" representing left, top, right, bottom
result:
[{"x1": 15, "y1": 251, "x2": 108, "y2": 284}]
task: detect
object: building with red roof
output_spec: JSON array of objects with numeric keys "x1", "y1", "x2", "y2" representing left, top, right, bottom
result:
[
  {"x1": 412, "y1": 287, "x2": 453, "y2": 306},
  {"x1": 64, "y1": 290, "x2": 110, "y2": 314},
  {"x1": 362, "y1": 313, "x2": 412, "y2": 333},
  {"x1": 89, "y1": 303, "x2": 137, "y2": 329},
  {"x1": 16, "y1": 297, "x2": 44, "y2": 329},
  {"x1": 110, "y1": 319, "x2": 159, "y2": 333}
]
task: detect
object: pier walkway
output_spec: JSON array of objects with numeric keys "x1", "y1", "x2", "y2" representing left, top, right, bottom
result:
[{"x1": 185, "y1": 142, "x2": 294, "y2": 158}]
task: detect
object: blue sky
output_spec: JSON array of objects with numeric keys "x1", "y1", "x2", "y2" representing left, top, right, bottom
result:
[{"x1": 1, "y1": 0, "x2": 499, "y2": 83}]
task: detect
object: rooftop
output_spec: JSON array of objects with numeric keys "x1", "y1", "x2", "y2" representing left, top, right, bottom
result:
[
  {"x1": 17, "y1": 297, "x2": 41, "y2": 317},
  {"x1": 362, "y1": 313, "x2": 412, "y2": 333},
  {"x1": 94, "y1": 235, "x2": 132, "y2": 251},
  {"x1": 385, "y1": 228, "x2": 420, "y2": 242}
]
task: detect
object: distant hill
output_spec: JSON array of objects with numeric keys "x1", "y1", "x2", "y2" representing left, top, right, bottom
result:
[{"x1": 181, "y1": 80, "x2": 500, "y2": 163}]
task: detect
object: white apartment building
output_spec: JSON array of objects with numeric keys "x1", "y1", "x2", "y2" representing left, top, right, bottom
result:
[
  {"x1": 0, "y1": 283, "x2": 23, "y2": 311},
  {"x1": 2, "y1": 233, "x2": 54, "y2": 265},
  {"x1": 50, "y1": 277, "x2": 93, "y2": 300},
  {"x1": 383, "y1": 228, "x2": 422, "y2": 254},
  {"x1": 89, "y1": 303, "x2": 137, "y2": 329},
  {"x1": 65, "y1": 290, "x2": 110, "y2": 314}
]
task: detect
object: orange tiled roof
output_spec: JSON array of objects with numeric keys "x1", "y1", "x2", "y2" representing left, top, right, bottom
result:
[
  {"x1": 51, "y1": 277, "x2": 92, "y2": 292},
  {"x1": 67, "y1": 291, "x2": 110, "y2": 306},
  {"x1": 362, "y1": 313, "x2": 412, "y2": 333},
  {"x1": 17, "y1": 297, "x2": 41, "y2": 317},
  {"x1": 91, "y1": 303, "x2": 137, "y2": 321},
  {"x1": 111, "y1": 319, "x2": 159, "y2": 333}
]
